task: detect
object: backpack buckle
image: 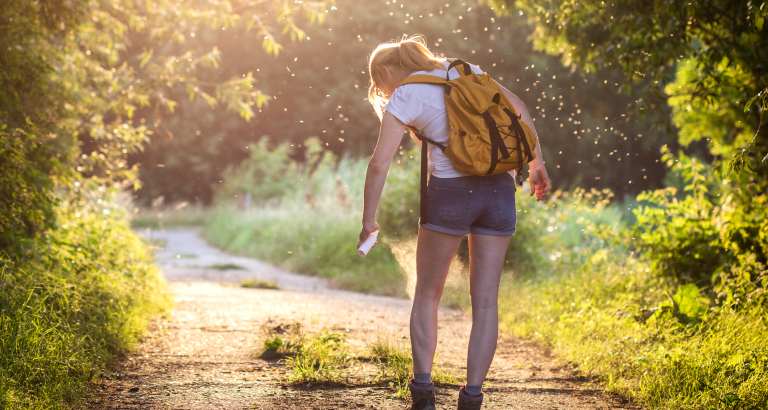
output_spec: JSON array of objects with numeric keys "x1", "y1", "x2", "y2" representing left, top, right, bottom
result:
[{"x1": 481, "y1": 111, "x2": 496, "y2": 126}]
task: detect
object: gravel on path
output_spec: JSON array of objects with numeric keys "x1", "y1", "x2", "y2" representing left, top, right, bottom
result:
[{"x1": 88, "y1": 229, "x2": 642, "y2": 410}]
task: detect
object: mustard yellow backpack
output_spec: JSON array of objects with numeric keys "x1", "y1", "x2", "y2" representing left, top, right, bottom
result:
[
  {"x1": 396, "y1": 59, "x2": 538, "y2": 221},
  {"x1": 399, "y1": 59, "x2": 537, "y2": 181}
]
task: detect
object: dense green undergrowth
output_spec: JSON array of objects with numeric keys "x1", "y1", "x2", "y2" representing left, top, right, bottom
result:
[
  {"x1": 206, "y1": 139, "x2": 768, "y2": 409},
  {"x1": 0, "y1": 201, "x2": 170, "y2": 409},
  {"x1": 499, "y1": 151, "x2": 768, "y2": 409},
  {"x1": 501, "y1": 255, "x2": 768, "y2": 409}
]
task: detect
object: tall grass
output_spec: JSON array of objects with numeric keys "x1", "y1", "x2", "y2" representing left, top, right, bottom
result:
[
  {"x1": 0, "y1": 200, "x2": 171, "y2": 409},
  {"x1": 205, "y1": 138, "x2": 410, "y2": 296},
  {"x1": 499, "y1": 181, "x2": 768, "y2": 409},
  {"x1": 499, "y1": 249, "x2": 768, "y2": 409}
]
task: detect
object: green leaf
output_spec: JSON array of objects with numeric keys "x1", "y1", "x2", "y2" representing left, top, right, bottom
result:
[
  {"x1": 672, "y1": 284, "x2": 701, "y2": 319},
  {"x1": 720, "y1": 392, "x2": 740, "y2": 405}
]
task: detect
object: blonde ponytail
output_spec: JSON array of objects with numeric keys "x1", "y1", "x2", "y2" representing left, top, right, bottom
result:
[{"x1": 367, "y1": 35, "x2": 445, "y2": 119}]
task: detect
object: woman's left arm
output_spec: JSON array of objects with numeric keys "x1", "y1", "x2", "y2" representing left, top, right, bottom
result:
[
  {"x1": 496, "y1": 81, "x2": 550, "y2": 201},
  {"x1": 358, "y1": 111, "x2": 406, "y2": 247}
]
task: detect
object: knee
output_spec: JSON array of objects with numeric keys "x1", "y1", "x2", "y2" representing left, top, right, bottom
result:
[
  {"x1": 414, "y1": 284, "x2": 444, "y2": 305},
  {"x1": 470, "y1": 290, "x2": 499, "y2": 311}
]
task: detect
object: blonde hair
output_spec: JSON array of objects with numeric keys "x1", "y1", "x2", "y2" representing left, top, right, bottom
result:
[{"x1": 367, "y1": 35, "x2": 446, "y2": 119}]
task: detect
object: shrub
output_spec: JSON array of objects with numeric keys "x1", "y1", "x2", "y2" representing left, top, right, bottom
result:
[
  {"x1": 499, "y1": 161, "x2": 768, "y2": 409},
  {"x1": 634, "y1": 147, "x2": 768, "y2": 286},
  {"x1": 0, "y1": 125, "x2": 72, "y2": 252},
  {"x1": 0, "y1": 200, "x2": 170, "y2": 409}
]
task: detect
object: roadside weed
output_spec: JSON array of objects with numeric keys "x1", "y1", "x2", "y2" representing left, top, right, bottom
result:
[
  {"x1": 369, "y1": 337, "x2": 457, "y2": 398},
  {"x1": 241, "y1": 277, "x2": 279, "y2": 290},
  {"x1": 208, "y1": 263, "x2": 246, "y2": 270},
  {"x1": 284, "y1": 330, "x2": 352, "y2": 384},
  {"x1": 258, "y1": 323, "x2": 353, "y2": 385}
]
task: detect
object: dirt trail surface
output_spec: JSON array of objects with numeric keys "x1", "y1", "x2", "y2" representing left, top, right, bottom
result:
[{"x1": 89, "y1": 229, "x2": 641, "y2": 410}]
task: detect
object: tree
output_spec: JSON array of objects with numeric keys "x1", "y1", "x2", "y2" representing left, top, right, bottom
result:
[
  {"x1": 482, "y1": 0, "x2": 768, "y2": 173},
  {"x1": 478, "y1": 0, "x2": 768, "y2": 285},
  {"x1": 0, "y1": 0, "x2": 330, "y2": 252}
]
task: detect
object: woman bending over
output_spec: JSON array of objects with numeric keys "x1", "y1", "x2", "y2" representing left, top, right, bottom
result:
[{"x1": 358, "y1": 35, "x2": 550, "y2": 410}]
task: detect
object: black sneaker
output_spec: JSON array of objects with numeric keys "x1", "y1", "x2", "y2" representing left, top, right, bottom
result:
[
  {"x1": 407, "y1": 380, "x2": 436, "y2": 410},
  {"x1": 457, "y1": 386, "x2": 483, "y2": 410}
]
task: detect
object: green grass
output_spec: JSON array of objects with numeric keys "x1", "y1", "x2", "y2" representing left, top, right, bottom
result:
[
  {"x1": 499, "y1": 255, "x2": 768, "y2": 409},
  {"x1": 205, "y1": 140, "x2": 417, "y2": 297},
  {"x1": 130, "y1": 205, "x2": 209, "y2": 229},
  {"x1": 206, "y1": 200, "x2": 406, "y2": 297},
  {"x1": 369, "y1": 337, "x2": 458, "y2": 398},
  {"x1": 241, "y1": 277, "x2": 279, "y2": 289},
  {"x1": 256, "y1": 324, "x2": 458, "y2": 394},
  {"x1": 258, "y1": 323, "x2": 352, "y2": 385},
  {"x1": 0, "y1": 202, "x2": 171, "y2": 409},
  {"x1": 207, "y1": 263, "x2": 246, "y2": 270},
  {"x1": 496, "y1": 191, "x2": 768, "y2": 410},
  {"x1": 284, "y1": 330, "x2": 352, "y2": 385}
]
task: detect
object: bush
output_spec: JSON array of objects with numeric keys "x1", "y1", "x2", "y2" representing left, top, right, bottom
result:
[
  {"x1": 500, "y1": 247, "x2": 768, "y2": 409},
  {"x1": 0, "y1": 125, "x2": 73, "y2": 252},
  {"x1": 498, "y1": 157, "x2": 768, "y2": 409},
  {"x1": 634, "y1": 147, "x2": 768, "y2": 286},
  {"x1": 0, "y1": 200, "x2": 170, "y2": 409},
  {"x1": 501, "y1": 183, "x2": 627, "y2": 277},
  {"x1": 376, "y1": 146, "x2": 421, "y2": 238}
]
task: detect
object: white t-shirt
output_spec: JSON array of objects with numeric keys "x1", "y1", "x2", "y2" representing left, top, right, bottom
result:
[{"x1": 385, "y1": 60, "x2": 502, "y2": 178}]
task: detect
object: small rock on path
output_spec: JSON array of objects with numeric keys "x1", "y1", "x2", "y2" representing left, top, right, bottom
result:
[{"x1": 88, "y1": 229, "x2": 641, "y2": 410}]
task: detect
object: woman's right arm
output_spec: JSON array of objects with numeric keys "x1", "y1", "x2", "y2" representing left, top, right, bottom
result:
[{"x1": 358, "y1": 111, "x2": 406, "y2": 247}]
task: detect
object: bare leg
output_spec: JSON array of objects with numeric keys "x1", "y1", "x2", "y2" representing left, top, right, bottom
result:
[
  {"x1": 466, "y1": 233, "x2": 511, "y2": 386},
  {"x1": 410, "y1": 227, "x2": 463, "y2": 374}
]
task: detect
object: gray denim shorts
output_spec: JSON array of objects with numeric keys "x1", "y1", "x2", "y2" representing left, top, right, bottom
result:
[{"x1": 420, "y1": 173, "x2": 517, "y2": 236}]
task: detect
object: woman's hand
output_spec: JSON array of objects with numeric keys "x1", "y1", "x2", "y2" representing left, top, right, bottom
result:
[
  {"x1": 358, "y1": 222, "x2": 381, "y2": 249},
  {"x1": 529, "y1": 165, "x2": 550, "y2": 201}
]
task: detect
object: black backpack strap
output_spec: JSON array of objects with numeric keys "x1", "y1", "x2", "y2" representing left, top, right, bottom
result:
[
  {"x1": 420, "y1": 135, "x2": 429, "y2": 224},
  {"x1": 406, "y1": 126, "x2": 447, "y2": 152},
  {"x1": 502, "y1": 108, "x2": 535, "y2": 185},
  {"x1": 503, "y1": 108, "x2": 534, "y2": 161},
  {"x1": 446, "y1": 59, "x2": 473, "y2": 79},
  {"x1": 481, "y1": 111, "x2": 511, "y2": 175},
  {"x1": 405, "y1": 126, "x2": 446, "y2": 226}
]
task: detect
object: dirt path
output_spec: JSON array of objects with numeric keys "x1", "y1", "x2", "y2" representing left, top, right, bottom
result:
[{"x1": 89, "y1": 229, "x2": 641, "y2": 410}]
